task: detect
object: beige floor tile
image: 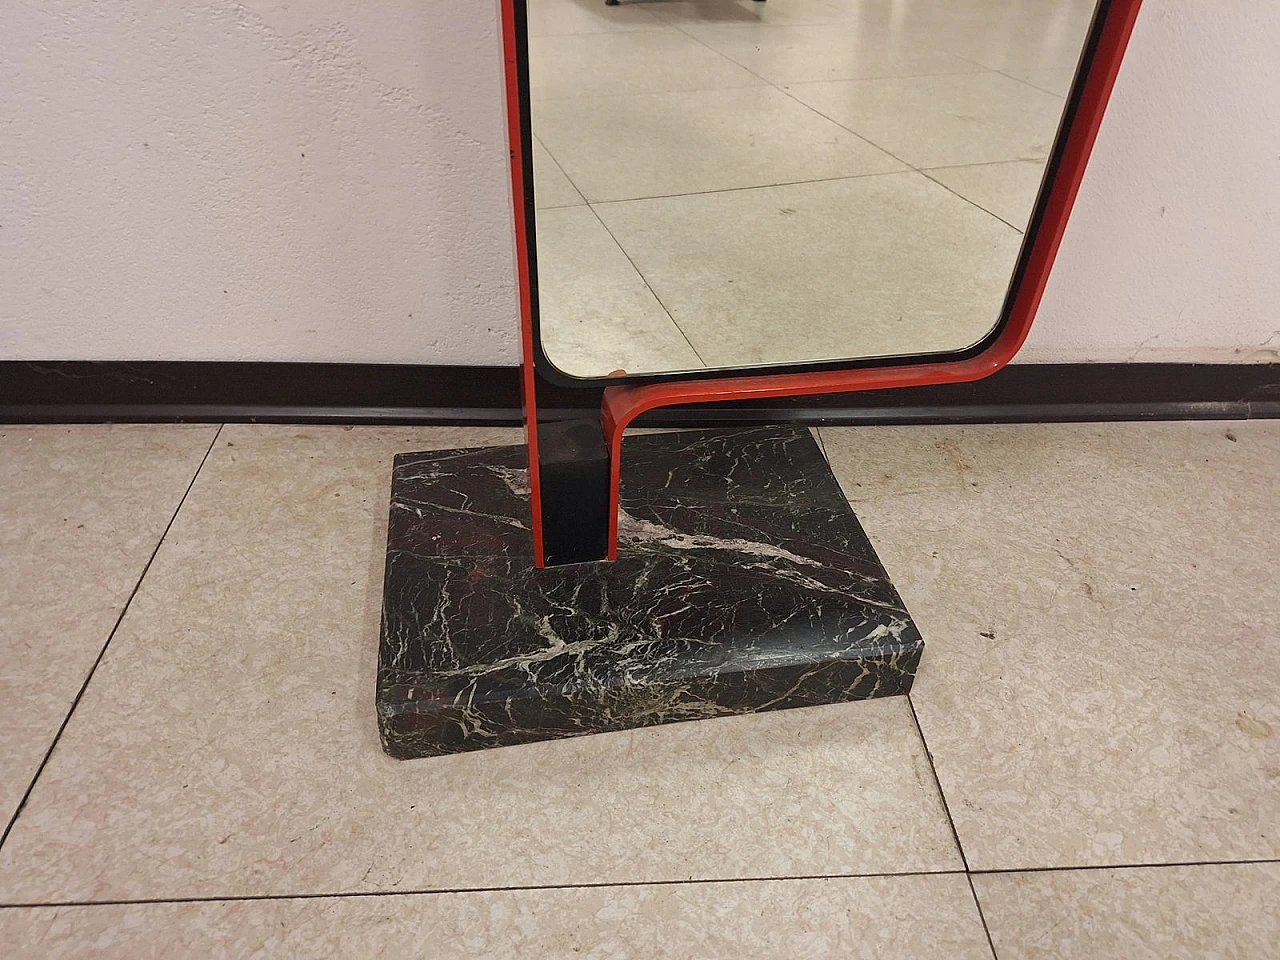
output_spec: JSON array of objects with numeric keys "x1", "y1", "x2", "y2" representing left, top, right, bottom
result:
[
  {"x1": 786, "y1": 71, "x2": 1066, "y2": 168},
  {"x1": 0, "y1": 425, "x2": 961, "y2": 902},
  {"x1": 0, "y1": 425, "x2": 217, "y2": 830},
  {"x1": 820, "y1": 421, "x2": 1280, "y2": 870},
  {"x1": 534, "y1": 85, "x2": 904, "y2": 203},
  {"x1": 974, "y1": 862, "x2": 1280, "y2": 960},
  {"x1": 527, "y1": 0, "x2": 667, "y2": 37},
  {"x1": 0, "y1": 874, "x2": 992, "y2": 959},
  {"x1": 535, "y1": 206, "x2": 703, "y2": 376},
  {"x1": 528, "y1": 29, "x2": 763, "y2": 101},
  {"x1": 1002, "y1": 66, "x2": 1079, "y2": 97},
  {"x1": 594, "y1": 172, "x2": 1019, "y2": 368},
  {"x1": 532, "y1": 139, "x2": 585, "y2": 209},
  {"x1": 685, "y1": 21, "x2": 984, "y2": 85},
  {"x1": 925, "y1": 159, "x2": 1048, "y2": 230},
  {"x1": 652, "y1": 0, "x2": 857, "y2": 28}
]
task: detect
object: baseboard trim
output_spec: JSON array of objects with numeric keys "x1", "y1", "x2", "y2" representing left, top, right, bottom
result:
[{"x1": 2, "y1": 361, "x2": 1277, "y2": 425}]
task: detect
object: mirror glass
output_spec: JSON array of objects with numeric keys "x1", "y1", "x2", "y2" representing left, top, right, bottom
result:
[{"x1": 527, "y1": 0, "x2": 1098, "y2": 378}]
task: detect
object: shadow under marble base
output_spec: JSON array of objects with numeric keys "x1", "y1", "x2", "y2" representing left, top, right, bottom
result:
[{"x1": 377, "y1": 425, "x2": 922, "y2": 759}]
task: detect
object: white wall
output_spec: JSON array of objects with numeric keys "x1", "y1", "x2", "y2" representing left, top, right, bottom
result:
[
  {"x1": 1021, "y1": 0, "x2": 1280, "y2": 363},
  {"x1": 2, "y1": 0, "x2": 1277, "y2": 366},
  {"x1": 0, "y1": 0, "x2": 522, "y2": 364}
]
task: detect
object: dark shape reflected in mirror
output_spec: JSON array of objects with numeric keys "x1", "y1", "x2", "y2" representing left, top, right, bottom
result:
[{"x1": 521, "y1": 0, "x2": 1104, "y2": 381}]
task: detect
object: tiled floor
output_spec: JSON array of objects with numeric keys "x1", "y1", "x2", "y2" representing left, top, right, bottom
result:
[
  {"x1": 528, "y1": 0, "x2": 1094, "y2": 376},
  {"x1": 1, "y1": 419, "x2": 1276, "y2": 957}
]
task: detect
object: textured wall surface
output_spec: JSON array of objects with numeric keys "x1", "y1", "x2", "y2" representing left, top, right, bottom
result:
[
  {"x1": 1022, "y1": 0, "x2": 1280, "y2": 363},
  {"x1": 1, "y1": 0, "x2": 1276, "y2": 364},
  {"x1": 1, "y1": 0, "x2": 520, "y2": 363}
]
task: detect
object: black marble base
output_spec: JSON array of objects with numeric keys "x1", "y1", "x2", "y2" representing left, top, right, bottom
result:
[{"x1": 377, "y1": 425, "x2": 922, "y2": 759}]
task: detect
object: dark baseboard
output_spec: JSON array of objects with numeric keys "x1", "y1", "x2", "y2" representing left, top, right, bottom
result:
[{"x1": 1, "y1": 361, "x2": 1277, "y2": 426}]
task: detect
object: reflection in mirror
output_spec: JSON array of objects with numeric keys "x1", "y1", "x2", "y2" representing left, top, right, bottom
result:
[{"x1": 528, "y1": 0, "x2": 1097, "y2": 378}]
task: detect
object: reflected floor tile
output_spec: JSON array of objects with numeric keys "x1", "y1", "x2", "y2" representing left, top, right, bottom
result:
[
  {"x1": 686, "y1": 21, "x2": 984, "y2": 85},
  {"x1": 528, "y1": 29, "x2": 762, "y2": 101},
  {"x1": 527, "y1": 0, "x2": 667, "y2": 37},
  {"x1": 0, "y1": 875, "x2": 991, "y2": 960},
  {"x1": 595, "y1": 172, "x2": 1018, "y2": 367},
  {"x1": 534, "y1": 85, "x2": 903, "y2": 203},
  {"x1": 820, "y1": 422, "x2": 1280, "y2": 870},
  {"x1": 1002, "y1": 66, "x2": 1078, "y2": 97},
  {"x1": 974, "y1": 862, "x2": 1280, "y2": 960},
  {"x1": 0, "y1": 426, "x2": 961, "y2": 902},
  {"x1": 533, "y1": 139, "x2": 585, "y2": 209},
  {"x1": 925, "y1": 159, "x2": 1048, "y2": 231},
  {"x1": 915, "y1": 15, "x2": 1095, "y2": 72},
  {"x1": 0, "y1": 425, "x2": 217, "y2": 829},
  {"x1": 786, "y1": 71, "x2": 1065, "y2": 167},
  {"x1": 536, "y1": 206, "x2": 702, "y2": 376},
  {"x1": 845, "y1": 4, "x2": 1096, "y2": 72},
  {"x1": 651, "y1": 0, "x2": 857, "y2": 28}
]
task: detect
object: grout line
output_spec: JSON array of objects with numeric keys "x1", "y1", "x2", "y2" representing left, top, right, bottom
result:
[
  {"x1": 656, "y1": 16, "x2": 914, "y2": 181},
  {"x1": 535, "y1": 112, "x2": 708, "y2": 368},
  {"x1": 532, "y1": 25, "x2": 1048, "y2": 367},
  {"x1": 531, "y1": 134, "x2": 588, "y2": 209},
  {"x1": 994, "y1": 68, "x2": 1071, "y2": 99},
  {"x1": 922, "y1": 157, "x2": 1049, "y2": 172},
  {"x1": 532, "y1": 79, "x2": 767, "y2": 107},
  {"x1": 967, "y1": 873, "x2": 1001, "y2": 960},
  {"x1": 535, "y1": 19, "x2": 1067, "y2": 234},
  {"x1": 916, "y1": 170, "x2": 1026, "y2": 232},
  {"x1": 906, "y1": 695, "x2": 971, "y2": 872},
  {"x1": 0, "y1": 425, "x2": 225, "y2": 853},
  {"x1": 0, "y1": 869, "x2": 970, "y2": 911},
  {"x1": 769, "y1": 81, "x2": 1032, "y2": 232},
  {"x1": 8, "y1": 855, "x2": 1274, "y2": 912}
]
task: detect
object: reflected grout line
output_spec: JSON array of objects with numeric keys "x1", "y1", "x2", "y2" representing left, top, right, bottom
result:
[
  {"x1": 905, "y1": 696, "x2": 971, "y2": 872},
  {"x1": 923, "y1": 157, "x2": 1048, "y2": 172},
  {"x1": 0, "y1": 425, "x2": 226, "y2": 853},
  {"x1": 0, "y1": 868, "x2": 969, "y2": 911},
  {"x1": 10, "y1": 856, "x2": 1273, "y2": 912},
  {"x1": 590, "y1": 168, "x2": 910, "y2": 206},
  {"x1": 584, "y1": 204, "x2": 710, "y2": 368},
  {"x1": 812, "y1": 426, "x2": 830, "y2": 460}
]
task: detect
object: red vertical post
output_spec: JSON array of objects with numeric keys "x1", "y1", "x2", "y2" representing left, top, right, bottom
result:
[{"x1": 499, "y1": 0, "x2": 546, "y2": 567}]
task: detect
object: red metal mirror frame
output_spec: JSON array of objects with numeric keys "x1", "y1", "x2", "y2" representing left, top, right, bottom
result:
[{"x1": 500, "y1": 0, "x2": 1145, "y2": 567}]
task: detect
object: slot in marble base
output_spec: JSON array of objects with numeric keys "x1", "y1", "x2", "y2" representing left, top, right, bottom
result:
[{"x1": 377, "y1": 425, "x2": 923, "y2": 759}]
